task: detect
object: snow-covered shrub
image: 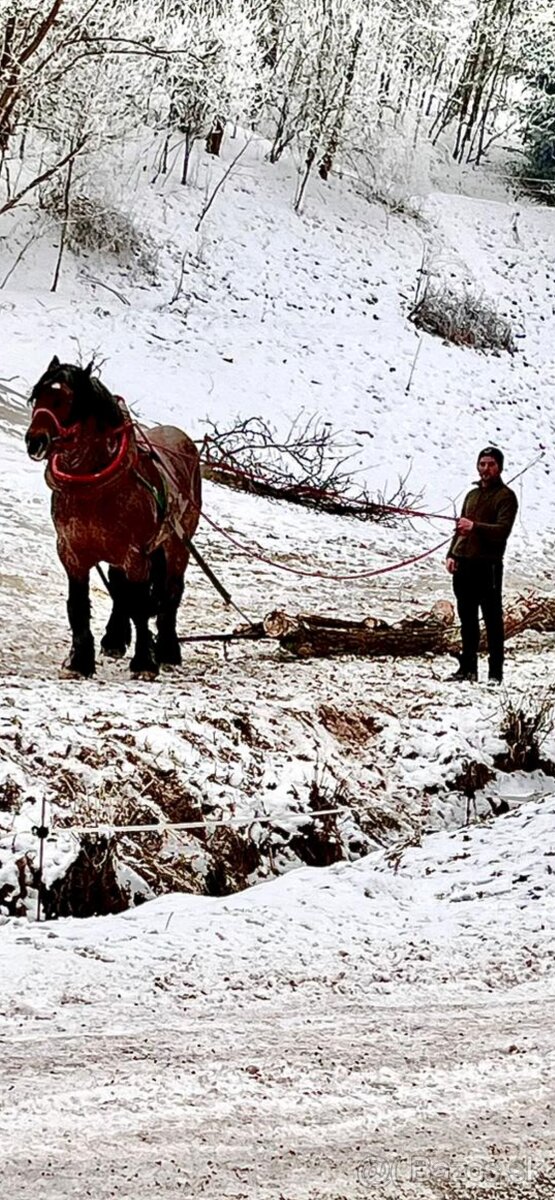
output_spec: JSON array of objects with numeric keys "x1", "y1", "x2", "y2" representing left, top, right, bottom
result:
[
  {"x1": 40, "y1": 188, "x2": 158, "y2": 274},
  {"x1": 494, "y1": 693, "x2": 555, "y2": 773},
  {"x1": 0, "y1": 0, "x2": 162, "y2": 221},
  {"x1": 204, "y1": 827, "x2": 262, "y2": 895},
  {"x1": 516, "y1": 12, "x2": 555, "y2": 203},
  {"x1": 409, "y1": 282, "x2": 515, "y2": 352},
  {"x1": 347, "y1": 120, "x2": 430, "y2": 221}
]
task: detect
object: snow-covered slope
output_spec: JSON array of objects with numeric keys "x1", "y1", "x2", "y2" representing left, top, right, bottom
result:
[{"x1": 1, "y1": 138, "x2": 555, "y2": 1196}]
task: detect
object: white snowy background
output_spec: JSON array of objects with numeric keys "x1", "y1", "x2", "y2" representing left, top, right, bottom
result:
[{"x1": 1, "y1": 119, "x2": 555, "y2": 1196}]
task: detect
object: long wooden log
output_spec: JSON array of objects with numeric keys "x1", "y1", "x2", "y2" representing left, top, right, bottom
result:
[{"x1": 258, "y1": 594, "x2": 555, "y2": 659}]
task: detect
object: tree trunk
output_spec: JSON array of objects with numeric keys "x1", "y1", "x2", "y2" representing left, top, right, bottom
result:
[
  {"x1": 319, "y1": 21, "x2": 362, "y2": 180},
  {"x1": 181, "y1": 127, "x2": 192, "y2": 184},
  {"x1": 50, "y1": 153, "x2": 74, "y2": 293},
  {"x1": 0, "y1": 0, "x2": 65, "y2": 153},
  {"x1": 269, "y1": 96, "x2": 292, "y2": 163},
  {"x1": 294, "y1": 145, "x2": 316, "y2": 213},
  {"x1": 206, "y1": 119, "x2": 224, "y2": 157},
  {"x1": 0, "y1": 15, "x2": 17, "y2": 153},
  {"x1": 430, "y1": 0, "x2": 515, "y2": 160},
  {"x1": 424, "y1": 54, "x2": 445, "y2": 118},
  {"x1": 160, "y1": 130, "x2": 171, "y2": 176}
]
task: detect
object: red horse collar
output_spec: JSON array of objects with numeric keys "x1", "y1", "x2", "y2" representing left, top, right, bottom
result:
[{"x1": 49, "y1": 422, "x2": 133, "y2": 487}]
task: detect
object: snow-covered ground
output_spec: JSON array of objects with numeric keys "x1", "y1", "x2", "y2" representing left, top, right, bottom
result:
[
  {"x1": 2, "y1": 799, "x2": 555, "y2": 1197},
  {"x1": 1, "y1": 137, "x2": 555, "y2": 1196}
]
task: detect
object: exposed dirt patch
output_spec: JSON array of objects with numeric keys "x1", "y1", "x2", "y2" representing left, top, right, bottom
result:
[
  {"x1": 42, "y1": 835, "x2": 129, "y2": 918},
  {"x1": 204, "y1": 826, "x2": 263, "y2": 895},
  {"x1": 0, "y1": 776, "x2": 23, "y2": 811},
  {"x1": 317, "y1": 704, "x2": 382, "y2": 744}
]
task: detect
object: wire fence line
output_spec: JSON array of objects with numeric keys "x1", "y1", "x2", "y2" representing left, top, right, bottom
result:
[
  {"x1": 2, "y1": 803, "x2": 355, "y2": 922},
  {"x1": 0, "y1": 805, "x2": 352, "y2": 846}
]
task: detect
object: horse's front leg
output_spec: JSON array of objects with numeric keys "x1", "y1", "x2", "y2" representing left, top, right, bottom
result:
[
  {"x1": 66, "y1": 574, "x2": 95, "y2": 677},
  {"x1": 101, "y1": 567, "x2": 132, "y2": 658},
  {"x1": 156, "y1": 569, "x2": 185, "y2": 666},
  {"x1": 127, "y1": 578, "x2": 158, "y2": 677}
]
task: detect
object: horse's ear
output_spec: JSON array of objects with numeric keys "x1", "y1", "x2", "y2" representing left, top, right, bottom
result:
[
  {"x1": 48, "y1": 355, "x2": 60, "y2": 371},
  {"x1": 84, "y1": 360, "x2": 94, "y2": 377}
]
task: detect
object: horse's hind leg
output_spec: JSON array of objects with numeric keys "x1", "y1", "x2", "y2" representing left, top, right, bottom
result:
[
  {"x1": 156, "y1": 568, "x2": 185, "y2": 666},
  {"x1": 102, "y1": 569, "x2": 157, "y2": 675},
  {"x1": 66, "y1": 574, "x2": 95, "y2": 676},
  {"x1": 128, "y1": 580, "x2": 158, "y2": 676},
  {"x1": 101, "y1": 567, "x2": 132, "y2": 658}
]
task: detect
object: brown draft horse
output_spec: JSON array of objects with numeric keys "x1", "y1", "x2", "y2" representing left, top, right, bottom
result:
[{"x1": 25, "y1": 357, "x2": 201, "y2": 677}]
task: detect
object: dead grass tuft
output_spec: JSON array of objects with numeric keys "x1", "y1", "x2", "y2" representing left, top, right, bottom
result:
[{"x1": 409, "y1": 282, "x2": 515, "y2": 352}]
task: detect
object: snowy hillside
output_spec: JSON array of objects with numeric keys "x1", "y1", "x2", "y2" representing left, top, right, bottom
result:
[{"x1": 1, "y1": 136, "x2": 555, "y2": 1196}]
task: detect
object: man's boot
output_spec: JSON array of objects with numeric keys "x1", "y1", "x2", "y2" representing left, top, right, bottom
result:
[{"x1": 448, "y1": 667, "x2": 478, "y2": 682}]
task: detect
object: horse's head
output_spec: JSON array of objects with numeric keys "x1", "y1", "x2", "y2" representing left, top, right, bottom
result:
[{"x1": 25, "y1": 356, "x2": 124, "y2": 461}]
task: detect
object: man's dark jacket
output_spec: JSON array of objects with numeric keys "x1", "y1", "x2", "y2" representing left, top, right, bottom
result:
[{"x1": 448, "y1": 478, "x2": 518, "y2": 563}]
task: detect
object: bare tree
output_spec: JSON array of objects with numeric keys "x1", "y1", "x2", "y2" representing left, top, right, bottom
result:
[
  {"x1": 430, "y1": 0, "x2": 518, "y2": 164},
  {"x1": 0, "y1": 0, "x2": 66, "y2": 155},
  {"x1": 151, "y1": 0, "x2": 265, "y2": 186}
]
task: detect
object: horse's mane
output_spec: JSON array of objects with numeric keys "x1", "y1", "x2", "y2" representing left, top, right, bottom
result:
[{"x1": 30, "y1": 359, "x2": 124, "y2": 430}]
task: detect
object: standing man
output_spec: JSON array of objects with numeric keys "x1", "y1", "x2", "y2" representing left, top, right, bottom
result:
[{"x1": 446, "y1": 447, "x2": 518, "y2": 684}]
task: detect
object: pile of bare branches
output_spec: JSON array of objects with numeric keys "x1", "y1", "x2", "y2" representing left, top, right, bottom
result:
[{"x1": 200, "y1": 413, "x2": 421, "y2": 521}]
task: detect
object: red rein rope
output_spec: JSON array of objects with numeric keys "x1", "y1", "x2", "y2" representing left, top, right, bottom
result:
[
  {"x1": 193, "y1": 447, "x2": 544, "y2": 582},
  {"x1": 199, "y1": 510, "x2": 452, "y2": 581}
]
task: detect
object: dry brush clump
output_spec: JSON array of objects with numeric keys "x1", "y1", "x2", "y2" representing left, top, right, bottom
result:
[
  {"x1": 494, "y1": 693, "x2": 555, "y2": 774},
  {"x1": 452, "y1": 759, "x2": 502, "y2": 823},
  {"x1": 204, "y1": 827, "x2": 263, "y2": 895},
  {"x1": 443, "y1": 693, "x2": 555, "y2": 831},
  {"x1": 0, "y1": 776, "x2": 24, "y2": 811},
  {"x1": 0, "y1": 746, "x2": 379, "y2": 919},
  {"x1": 409, "y1": 281, "x2": 515, "y2": 353},
  {"x1": 40, "y1": 187, "x2": 158, "y2": 274},
  {"x1": 285, "y1": 773, "x2": 347, "y2": 869}
]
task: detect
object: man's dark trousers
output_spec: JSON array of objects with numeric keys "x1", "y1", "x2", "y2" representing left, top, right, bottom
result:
[{"x1": 452, "y1": 559, "x2": 504, "y2": 680}]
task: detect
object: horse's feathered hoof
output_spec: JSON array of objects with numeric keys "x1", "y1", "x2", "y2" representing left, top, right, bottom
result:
[
  {"x1": 101, "y1": 619, "x2": 131, "y2": 659},
  {"x1": 155, "y1": 637, "x2": 182, "y2": 667},
  {"x1": 62, "y1": 658, "x2": 95, "y2": 678},
  {"x1": 63, "y1": 635, "x2": 96, "y2": 677},
  {"x1": 130, "y1": 667, "x2": 159, "y2": 681},
  {"x1": 101, "y1": 643, "x2": 128, "y2": 659},
  {"x1": 130, "y1": 655, "x2": 159, "y2": 679}
]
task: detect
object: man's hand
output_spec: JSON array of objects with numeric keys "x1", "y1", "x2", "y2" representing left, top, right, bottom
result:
[
  {"x1": 446, "y1": 557, "x2": 456, "y2": 574},
  {"x1": 456, "y1": 516, "x2": 474, "y2": 535}
]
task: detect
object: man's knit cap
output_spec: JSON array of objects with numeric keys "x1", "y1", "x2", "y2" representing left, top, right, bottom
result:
[{"x1": 477, "y1": 446, "x2": 504, "y2": 470}]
